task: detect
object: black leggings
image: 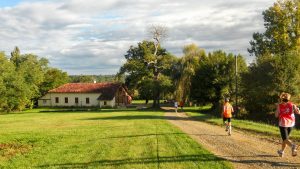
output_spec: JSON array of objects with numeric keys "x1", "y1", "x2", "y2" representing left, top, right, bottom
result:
[
  {"x1": 223, "y1": 117, "x2": 231, "y2": 123},
  {"x1": 279, "y1": 126, "x2": 292, "y2": 141}
]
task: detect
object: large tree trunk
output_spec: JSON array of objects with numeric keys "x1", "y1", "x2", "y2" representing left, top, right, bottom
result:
[{"x1": 152, "y1": 79, "x2": 160, "y2": 108}]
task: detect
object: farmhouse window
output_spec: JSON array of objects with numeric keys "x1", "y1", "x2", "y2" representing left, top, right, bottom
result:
[
  {"x1": 65, "y1": 97, "x2": 68, "y2": 103},
  {"x1": 43, "y1": 100, "x2": 47, "y2": 104},
  {"x1": 55, "y1": 97, "x2": 59, "y2": 103},
  {"x1": 86, "y1": 98, "x2": 90, "y2": 104},
  {"x1": 104, "y1": 101, "x2": 107, "y2": 105},
  {"x1": 75, "y1": 97, "x2": 79, "y2": 104}
]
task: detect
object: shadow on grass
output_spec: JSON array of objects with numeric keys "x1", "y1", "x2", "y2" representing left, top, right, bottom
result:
[
  {"x1": 37, "y1": 107, "x2": 165, "y2": 114},
  {"x1": 84, "y1": 115, "x2": 167, "y2": 120},
  {"x1": 0, "y1": 111, "x2": 32, "y2": 115},
  {"x1": 37, "y1": 154, "x2": 227, "y2": 168},
  {"x1": 98, "y1": 132, "x2": 185, "y2": 139},
  {"x1": 38, "y1": 109, "x2": 136, "y2": 114},
  {"x1": 37, "y1": 153, "x2": 300, "y2": 168},
  {"x1": 81, "y1": 109, "x2": 206, "y2": 121}
]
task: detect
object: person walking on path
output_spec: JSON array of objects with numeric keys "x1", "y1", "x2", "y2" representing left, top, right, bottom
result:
[
  {"x1": 179, "y1": 100, "x2": 184, "y2": 112},
  {"x1": 174, "y1": 101, "x2": 178, "y2": 113},
  {"x1": 222, "y1": 98, "x2": 234, "y2": 136},
  {"x1": 275, "y1": 92, "x2": 300, "y2": 157}
]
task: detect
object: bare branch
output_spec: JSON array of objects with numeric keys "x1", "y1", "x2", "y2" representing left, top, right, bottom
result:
[{"x1": 148, "y1": 25, "x2": 168, "y2": 56}]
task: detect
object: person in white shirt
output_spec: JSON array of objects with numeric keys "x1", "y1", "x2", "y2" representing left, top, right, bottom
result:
[{"x1": 174, "y1": 101, "x2": 178, "y2": 113}]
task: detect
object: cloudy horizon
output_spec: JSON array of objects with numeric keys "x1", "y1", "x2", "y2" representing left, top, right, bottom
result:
[{"x1": 0, "y1": 0, "x2": 275, "y2": 75}]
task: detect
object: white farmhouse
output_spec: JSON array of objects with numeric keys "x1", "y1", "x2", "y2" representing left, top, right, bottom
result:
[{"x1": 38, "y1": 82, "x2": 131, "y2": 108}]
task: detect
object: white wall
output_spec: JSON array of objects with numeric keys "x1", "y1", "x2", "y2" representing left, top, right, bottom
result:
[
  {"x1": 99, "y1": 97, "x2": 115, "y2": 108},
  {"x1": 38, "y1": 93, "x2": 104, "y2": 107}
]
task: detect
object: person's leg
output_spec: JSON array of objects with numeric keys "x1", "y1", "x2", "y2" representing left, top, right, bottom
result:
[
  {"x1": 228, "y1": 118, "x2": 231, "y2": 127},
  {"x1": 286, "y1": 127, "x2": 297, "y2": 156},
  {"x1": 228, "y1": 118, "x2": 232, "y2": 135},
  {"x1": 223, "y1": 117, "x2": 228, "y2": 130},
  {"x1": 278, "y1": 127, "x2": 288, "y2": 156},
  {"x1": 283, "y1": 127, "x2": 293, "y2": 147}
]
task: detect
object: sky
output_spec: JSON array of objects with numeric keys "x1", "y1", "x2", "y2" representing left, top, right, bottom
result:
[{"x1": 0, "y1": 0, "x2": 275, "y2": 75}]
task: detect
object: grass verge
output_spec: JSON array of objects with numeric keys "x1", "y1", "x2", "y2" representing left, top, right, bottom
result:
[{"x1": 0, "y1": 108, "x2": 232, "y2": 169}]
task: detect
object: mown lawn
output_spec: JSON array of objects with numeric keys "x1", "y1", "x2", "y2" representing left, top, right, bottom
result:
[
  {"x1": 185, "y1": 106, "x2": 300, "y2": 140},
  {"x1": 0, "y1": 108, "x2": 232, "y2": 169}
]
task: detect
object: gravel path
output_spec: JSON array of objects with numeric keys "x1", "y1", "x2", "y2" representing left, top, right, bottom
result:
[{"x1": 164, "y1": 108, "x2": 300, "y2": 169}]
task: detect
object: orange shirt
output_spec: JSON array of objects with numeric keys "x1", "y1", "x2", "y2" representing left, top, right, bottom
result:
[
  {"x1": 179, "y1": 101, "x2": 184, "y2": 107},
  {"x1": 223, "y1": 102, "x2": 233, "y2": 118}
]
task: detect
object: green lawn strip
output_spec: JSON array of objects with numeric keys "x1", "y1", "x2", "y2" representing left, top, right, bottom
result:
[
  {"x1": 132, "y1": 100, "x2": 153, "y2": 104},
  {"x1": 185, "y1": 106, "x2": 300, "y2": 141},
  {"x1": 0, "y1": 109, "x2": 232, "y2": 169}
]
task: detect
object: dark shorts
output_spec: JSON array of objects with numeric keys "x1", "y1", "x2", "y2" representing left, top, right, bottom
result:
[
  {"x1": 223, "y1": 117, "x2": 231, "y2": 123},
  {"x1": 279, "y1": 126, "x2": 292, "y2": 141}
]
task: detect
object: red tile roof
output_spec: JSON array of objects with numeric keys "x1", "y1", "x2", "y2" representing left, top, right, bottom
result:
[{"x1": 49, "y1": 83, "x2": 122, "y2": 100}]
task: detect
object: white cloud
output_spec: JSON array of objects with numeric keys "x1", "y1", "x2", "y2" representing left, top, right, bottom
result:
[{"x1": 0, "y1": 0, "x2": 275, "y2": 74}]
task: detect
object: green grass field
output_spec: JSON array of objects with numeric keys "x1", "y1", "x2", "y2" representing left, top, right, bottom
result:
[
  {"x1": 185, "y1": 106, "x2": 300, "y2": 140},
  {"x1": 0, "y1": 108, "x2": 232, "y2": 169},
  {"x1": 131, "y1": 100, "x2": 153, "y2": 104}
]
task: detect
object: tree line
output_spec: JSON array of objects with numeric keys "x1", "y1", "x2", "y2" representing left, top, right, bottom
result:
[
  {"x1": 0, "y1": 47, "x2": 69, "y2": 111},
  {"x1": 69, "y1": 75, "x2": 122, "y2": 83},
  {"x1": 119, "y1": 0, "x2": 300, "y2": 123}
]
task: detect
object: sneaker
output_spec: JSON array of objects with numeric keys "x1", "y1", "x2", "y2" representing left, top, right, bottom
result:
[
  {"x1": 277, "y1": 150, "x2": 284, "y2": 157},
  {"x1": 292, "y1": 144, "x2": 297, "y2": 157}
]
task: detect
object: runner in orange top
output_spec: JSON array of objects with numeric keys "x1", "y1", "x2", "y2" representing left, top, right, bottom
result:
[
  {"x1": 179, "y1": 101, "x2": 184, "y2": 112},
  {"x1": 222, "y1": 98, "x2": 234, "y2": 136},
  {"x1": 275, "y1": 92, "x2": 300, "y2": 157}
]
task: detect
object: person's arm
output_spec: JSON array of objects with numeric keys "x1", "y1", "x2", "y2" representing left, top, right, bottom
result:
[{"x1": 293, "y1": 104, "x2": 300, "y2": 115}]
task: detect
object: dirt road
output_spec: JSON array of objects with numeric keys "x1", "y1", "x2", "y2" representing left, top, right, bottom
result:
[{"x1": 164, "y1": 109, "x2": 300, "y2": 169}]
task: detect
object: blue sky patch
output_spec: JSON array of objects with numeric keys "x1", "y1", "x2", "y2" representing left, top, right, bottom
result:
[{"x1": 0, "y1": 0, "x2": 21, "y2": 7}]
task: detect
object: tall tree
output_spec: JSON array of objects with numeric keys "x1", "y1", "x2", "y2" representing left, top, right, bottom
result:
[
  {"x1": 146, "y1": 25, "x2": 169, "y2": 107},
  {"x1": 119, "y1": 40, "x2": 176, "y2": 107},
  {"x1": 10, "y1": 46, "x2": 21, "y2": 69},
  {"x1": 40, "y1": 68, "x2": 69, "y2": 96},
  {"x1": 248, "y1": 0, "x2": 300, "y2": 56},
  {"x1": 0, "y1": 52, "x2": 27, "y2": 111},
  {"x1": 191, "y1": 51, "x2": 247, "y2": 115},
  {"x1": 175, "y1": 44, "x2": 205, "y2": 103},
  {"x1": 18, "y1": 54, "x2": 46, "y2": 107},
  {"x1": 0, "y1": 48, "x2": 69, "y2": 111},
  {"x1": 244, "y1": 0, "x2": 300, "y2": 120},
  {"x1": 241, "y1": 51, "x2": 300, "y2": 119}
]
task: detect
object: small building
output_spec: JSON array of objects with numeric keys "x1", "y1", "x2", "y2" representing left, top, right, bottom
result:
[{"x1": 38, "y1": 82, "x2": 131, "y2": 108}]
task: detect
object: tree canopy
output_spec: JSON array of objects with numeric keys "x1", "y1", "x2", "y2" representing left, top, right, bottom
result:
[
  {"x1": 248, "y1": 0, "x2": 300, "y2": 56},
  {"x1": 118, "y1": 40, "x2": 176, "y2": 106},
  {"x1": 0, "y1": 47, "x2": 69, "y2": 111}
]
